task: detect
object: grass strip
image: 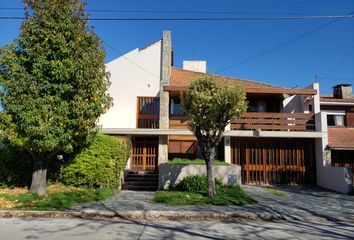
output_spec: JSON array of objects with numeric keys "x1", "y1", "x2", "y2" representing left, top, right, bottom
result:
[{"x1": 154, "y1": 185, "x2": 256, "y2": 205}]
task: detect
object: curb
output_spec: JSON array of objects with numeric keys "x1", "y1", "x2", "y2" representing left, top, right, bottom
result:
[{"x1": 0, "y1": 210, "x2": 352, "y2": 223}]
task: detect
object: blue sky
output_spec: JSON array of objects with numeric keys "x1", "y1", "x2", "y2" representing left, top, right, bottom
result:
[{"x1": 0, "y1": 0, "x2": 353, "y2": 93}]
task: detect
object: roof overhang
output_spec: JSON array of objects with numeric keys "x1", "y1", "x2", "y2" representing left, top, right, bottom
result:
[
  {"x1": 320, "y1": 101, "x2": 354, "y2": 106},
  {"x1": 164, "y1": 85, "x2": 316, "y2": 95},
  {"x1": 328, "y1": 147, "x2": 354, "y2": 151}
]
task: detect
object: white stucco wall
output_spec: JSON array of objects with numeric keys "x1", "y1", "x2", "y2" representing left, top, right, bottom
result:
[
  {"x1": 159, "y1": 164, "x2": 242, "y2": 190},
  {"x1": 312, "y1": 83, "x2": 353, "y2": 194},
  {"x1": 99, "y1": 41, "x2": 162, "y2": 128}
]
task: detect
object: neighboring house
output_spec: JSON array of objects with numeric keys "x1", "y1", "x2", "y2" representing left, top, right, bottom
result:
[
  {"x1": 319, "y1": 84, "x2": 354, "y2": 190},
  {"x1": 99, "y1": 31, "x2": 352, "y2": 193}
]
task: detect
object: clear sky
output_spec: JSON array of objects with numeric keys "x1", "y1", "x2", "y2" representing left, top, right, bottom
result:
[{"x1": 1, "y1": 0, "x2": 353, "y2": 94}]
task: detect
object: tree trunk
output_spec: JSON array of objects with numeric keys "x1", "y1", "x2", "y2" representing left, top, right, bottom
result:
[
  {"x1": 206, "y1": 146, "x2": 217, "y2": 197},
  {"x1": 30, "y1": 155, "x2": 47, "y2": 196}
]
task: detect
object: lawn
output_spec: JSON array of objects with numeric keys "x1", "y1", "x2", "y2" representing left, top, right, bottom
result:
[
  {"x1": 263, "y1": 186, "x2": 287, "y2": 197},
  {"x1": 168, "y1": 158, "x2": 229, "y2": 166},
  {"x1": 154, "y1": 185, "x2": 256, "y2": 205},
  {"x1": 0, "y1": 184, "x2": 115, "y2": 210}
]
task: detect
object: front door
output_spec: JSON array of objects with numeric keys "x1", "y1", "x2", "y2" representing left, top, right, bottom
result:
[{"x1": 130, "y1": 138, "x2": 158, "y2": 171}]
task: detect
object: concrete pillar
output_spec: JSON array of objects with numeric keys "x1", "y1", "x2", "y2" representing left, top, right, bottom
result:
[
  {"x1": 158, "y1": 31, "x2": 172, "y2": 164},
  {"x1": 224, "y1": 123, "x2": 231, "y2": 164}
]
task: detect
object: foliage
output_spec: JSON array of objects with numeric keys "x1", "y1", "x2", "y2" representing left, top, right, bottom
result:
[
  {"x1": 59, "y1": 134, "x2": 130, "y2": 189},
  {"x1": 0, "y1": 184, "x2": 115, "y2": 210},
  {"x1": 174, "y1": 175, "x2": 223, "y2": 192},
  {"x1": 0, "y1": 142, "x2": 33, "y2": 188},
  {"x1": 181, "y1": 76, "x2": 247, "y2": 196},
  {"x1": 181, "y1": 76, "x2": 246, "y2": 146},
  {"x1": 154, "y1": 186, "x2": 256, "y2": 205},
  {"x1": 168, "y1": 158, "x2": 229, "y2": 165},
  {"x1": 264, "y1": 186, "x2": 287, "y2": 197},
  {"x1": 0, "y1": 0, "x2": 112, "y2": 194}
]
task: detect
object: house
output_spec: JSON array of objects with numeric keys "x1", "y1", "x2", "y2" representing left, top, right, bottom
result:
[
  {"x1": 99, "y1": 31, "x2": 352, "y2": 193},
  {"x1": 318, "y1": 84, "x2": 354, "y2": 191}
]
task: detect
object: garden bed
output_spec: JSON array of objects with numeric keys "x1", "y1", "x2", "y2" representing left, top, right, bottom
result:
[
  {"x1": 0, "y1": 184, "x2": 115, "y2": 210},
  {"x1": 154, "y1": 185, "x2": 256, "y2": 205}
]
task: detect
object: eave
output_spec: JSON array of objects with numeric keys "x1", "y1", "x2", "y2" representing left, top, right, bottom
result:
[{"x1": 163, "y1": 85, "x2": 317, "y2": 95}]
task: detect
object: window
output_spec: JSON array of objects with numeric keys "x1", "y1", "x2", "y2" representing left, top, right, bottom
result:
[
  {"x1": 170, "y1": 98, "x2": 185, "y2": 115},
  {"x1": 326, "y1": 112, "x2": 345, "y2": 127},
  {"x1": 248, "y1": 100, "x2": 268, "y2": 112}
]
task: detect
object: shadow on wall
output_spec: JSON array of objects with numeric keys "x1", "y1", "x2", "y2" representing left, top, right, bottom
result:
[
  {"x1": 159, "y1": 164, "x2": 185, "y2": 190},
  {"x1": 158, "y1": 164, "x2": 242, "y2": 190}
]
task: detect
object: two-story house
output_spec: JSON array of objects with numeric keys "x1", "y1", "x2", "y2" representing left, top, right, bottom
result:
[
  {"x1": 99, "y1": 31, "x2": 352, "y2": 193},
  {"x1": 320, "y1": 84, "x2": 354, "y2": 187}
]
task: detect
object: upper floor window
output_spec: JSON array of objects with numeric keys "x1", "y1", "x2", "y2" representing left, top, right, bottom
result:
[
  {"x1": 170, "y1": 98, "x2": 186, "y2": 115},
  {"x1": 137, "y1": 97, "x2": 159, "y2": 128},
  {"x1": 325, "y1": 110, "x2": 345, "y2": 127},
  {"x1": 248, "y1": 100, "x2": 268, "y2": 112}
]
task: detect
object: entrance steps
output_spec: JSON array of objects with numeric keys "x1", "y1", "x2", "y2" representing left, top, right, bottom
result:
[{"x1": 122, "y1": 171, "x2": 159, "y2": 191}]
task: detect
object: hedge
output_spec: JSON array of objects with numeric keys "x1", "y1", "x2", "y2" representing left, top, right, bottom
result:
[
  {"x1": 59, "y1": 134, "x2": 131, "y2": 189},
  {"x1": 0, "y1": 141, "x2": 33, "y2": 188}
]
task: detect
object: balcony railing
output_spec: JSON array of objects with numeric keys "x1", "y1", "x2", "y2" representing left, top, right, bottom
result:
[
  {"x1": 231, "y1": 112, "x2": 314, "y2": 131},
  {"x1": 169, "y1": 113, "x2": 315, "y2": 132},
  {"x1": 169, "y1": 115, "x2": 189, "y2": 129}
]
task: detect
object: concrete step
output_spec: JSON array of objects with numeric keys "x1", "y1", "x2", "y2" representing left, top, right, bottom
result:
[
  {"x1": 122, "y1": 170, "x2": 159, "y2": 191},
  {"x1": 121, "y1": 183, "x2": 158, "y2": 191}
]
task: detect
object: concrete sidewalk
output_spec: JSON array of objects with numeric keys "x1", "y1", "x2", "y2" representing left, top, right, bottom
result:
[{"x1": 1, "y1": 186, "x2": 353, "y2": 222}]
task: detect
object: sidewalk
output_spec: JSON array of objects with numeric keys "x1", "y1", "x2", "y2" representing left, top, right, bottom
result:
[{"x1": 1, "y1": 186, "x2": 353, "y2": 222}]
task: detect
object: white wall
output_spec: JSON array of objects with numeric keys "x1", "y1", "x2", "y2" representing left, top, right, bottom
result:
[
  {"x1": 313, "y1": 83, "x2": 353, "y2": 194},
  {"x1": 99, "y1": 41, "x2": 162, "y2": 128},
  {"x1": 159, "y1": 164, "x2": 242, "y2": 190}
]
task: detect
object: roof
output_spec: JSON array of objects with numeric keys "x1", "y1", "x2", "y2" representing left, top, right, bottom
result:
[
  {"x1": 320, "y1": 96, "x2": 354, "y2": 105},
  {"x1": 168, "y1": 67, "x2": 317, "y2": 95},
  {"x1": 328, "y1": 128, "x2": 354, "y2": 150},
  {"x1": 170, "y1": 67, "x2": 280, "y2": 88}
]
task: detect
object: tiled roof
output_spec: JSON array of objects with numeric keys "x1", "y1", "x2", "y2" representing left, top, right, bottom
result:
[
  {"x1": 170, "y1": 67, "x2": 282, "y2": 89},
  {"x1": 320, "y1": 96, "x2": 354, "y2": 104},
  {"x1": 328, "y1": 128, "x2": 354, "y2": 149}
]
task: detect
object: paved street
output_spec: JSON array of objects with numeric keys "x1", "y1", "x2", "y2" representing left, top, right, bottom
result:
[{"x1": 0, "y1": 218, "x2": 353, "y2": 240}]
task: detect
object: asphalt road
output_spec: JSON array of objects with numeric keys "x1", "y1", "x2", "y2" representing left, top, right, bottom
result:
[{"x1": 0, "y1": 218, "x2": 353, "y2": 240}]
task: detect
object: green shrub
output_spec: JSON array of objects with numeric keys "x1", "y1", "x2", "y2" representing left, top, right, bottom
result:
[
  {"x1": 174, "y1": 175, "x2": 223, "y2": 192},
  {"x1": 0, "y1": 141, "x2": 33, "y2": 187},
  {"x1": 59, "y1": 134, "x2": 130, "y2": 189}
]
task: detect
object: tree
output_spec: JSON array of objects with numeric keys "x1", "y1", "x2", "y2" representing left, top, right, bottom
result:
[
  {"x1": 182, "y1": 76, "x2": 246, "y2": 197},
  {"x1": 0, "y1": 0, "x2": 112, "y2": 196}
]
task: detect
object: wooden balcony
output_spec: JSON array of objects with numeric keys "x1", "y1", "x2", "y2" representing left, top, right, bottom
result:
[
  {"x1": 169, "y1": 113, "x2": 314, "y2": 132},
  {"x1": 169, "y1": 115, "x2": 189, "y2": 129},
  {"x1": 231, "y1": 112, "x2": 314, "y2": 131}
]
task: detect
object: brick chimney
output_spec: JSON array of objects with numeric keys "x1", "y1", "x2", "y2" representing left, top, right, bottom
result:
[{"x1": 333, "y1": 84, "x2": 352, "y2": 99}]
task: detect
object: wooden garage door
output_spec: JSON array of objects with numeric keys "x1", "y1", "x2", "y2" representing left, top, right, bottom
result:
[
  {"x1": 231, "y1": 138, "x2": 316, "y2": 184},
  {"x1": 130, "y1": 139, "x2": 158, "y2": 171}
]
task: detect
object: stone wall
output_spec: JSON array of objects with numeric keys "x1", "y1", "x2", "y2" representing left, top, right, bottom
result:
[{"x1": 158, "y1": 31, "x2": 172, "y2": 164}]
